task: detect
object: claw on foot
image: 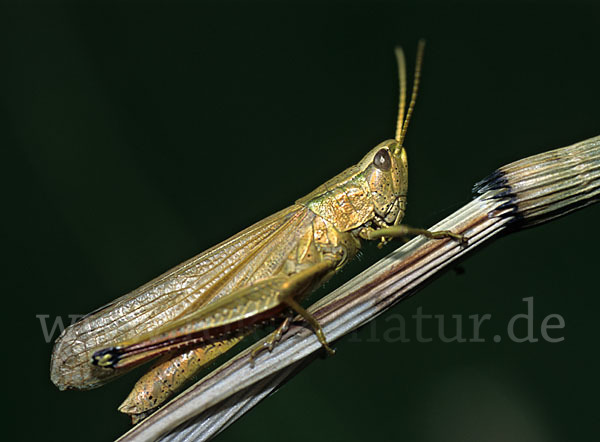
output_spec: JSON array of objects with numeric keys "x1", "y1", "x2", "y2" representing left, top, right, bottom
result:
[
  {"x1": 249, "y1": 317, "x2": 291, "y2": 367},
  {"x1": 322, "y1": 342, "x2": 336, "y2": 356},
  {"x1": 430, "y1": 230, "x2": 468, "y2": 246}
]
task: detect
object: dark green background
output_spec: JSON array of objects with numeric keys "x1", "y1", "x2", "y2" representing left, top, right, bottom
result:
[{"x1": 4, "y1": 1, "x2": 599, "y2": 441}]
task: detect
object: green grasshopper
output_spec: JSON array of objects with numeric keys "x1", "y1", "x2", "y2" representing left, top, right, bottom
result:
[{"x1": 50, "y1": 40, "x2": 465, "y2": 423}]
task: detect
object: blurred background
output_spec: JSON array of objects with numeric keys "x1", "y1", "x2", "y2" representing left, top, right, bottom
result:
[{"x1": 4, "y1": 1, "x2": 599, "y2": 441}]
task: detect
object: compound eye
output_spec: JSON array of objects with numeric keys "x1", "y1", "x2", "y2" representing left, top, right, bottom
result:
[{"x1": 373, "y1": 149, "x2": 391, "y2": 171}]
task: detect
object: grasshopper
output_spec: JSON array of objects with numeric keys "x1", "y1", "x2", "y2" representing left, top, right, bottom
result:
[{"x1": 50, "y1": 40, "x2": 465, "y2": 423}]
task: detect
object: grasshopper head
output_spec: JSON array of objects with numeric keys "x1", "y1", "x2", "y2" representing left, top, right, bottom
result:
[
  {"x1": 357, "y1": 40, "x2": 427, "y2": 227},
  {"x1": 357, "y1": 140, "x2": 408, "y2": 226},
  {"x1": 361, "y1": 40, "x2": 425, "y2": 227}
]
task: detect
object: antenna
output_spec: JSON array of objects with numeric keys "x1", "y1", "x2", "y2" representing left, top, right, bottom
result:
[
  {"x1": 394, "y1": 39, "x2": 426, "y2": 147},
  {"x1": 394, "y1": 46, "x2": 407, "y2": 141}
]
